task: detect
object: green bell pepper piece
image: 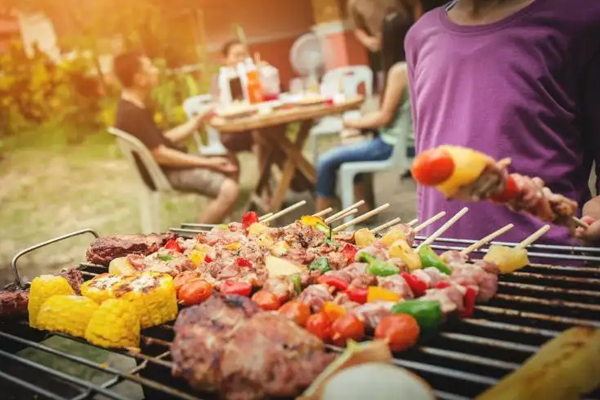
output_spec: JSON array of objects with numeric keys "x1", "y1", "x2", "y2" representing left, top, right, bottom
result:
[
  {"x1": 391, "y1": 300, "x2": 443, "y2": 336},
  {"x1": 418, "y1": 245, "x2": 452, "y2": 274},
  {"x1": 158, "y1": 254, "x2": 174, "y2": 262},
  {"x1": 316, "y1": 222, "x2": 332, "y2": 238},
  {"x1": 309, "y1": 257, "x2": 331, "y2": 273},
  {"x1": 324, "y1": 238, "x2": 341, "y2": 249},
  {"x1": 289, "y1": 274, "x2": 302, "y2": 295},
  {"x1": 358, "y1": 252, "x2": 400, "y2": 277}
]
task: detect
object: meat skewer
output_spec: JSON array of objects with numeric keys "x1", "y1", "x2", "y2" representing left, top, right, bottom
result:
[
  {"x1": 416, "y1": 207, "x2": 470, "y2": 250},
  {"x1": 413, "y1": 211, "x2": 446, "y2": 233},
  {"x1": 460, "y1": 223, "x2": 515, "y2": 255},
  {"x1": 370, "y1": 217, "x2": 402, "y2": 234},
  {"x1": 258, "y1": 212, "x2": 273, "y2": 222},
  {"x1": 325, "y1": 201, "x2": 366, "y2": 223},
  {"x1": 260, "y1": 200, "x2": 307, "y2": 224},
  {"x1": 325, "y1": 208, "x2": 359, "y2": 224},
  {"x1": 313, "y1": 207, "x2": 334, "y2": 218},
  {"x1": 411, "y1": 145, "x2": 581, "y2": 230},
  {"x1": 333, "y1": 204, "x2": 391, "y2": 233},
  {"x1": 407, "y1": 218, "x2": 419, "y2": 227},
  {"x1": 516, "y1": 224, "x2": 552, "y2": 249}
]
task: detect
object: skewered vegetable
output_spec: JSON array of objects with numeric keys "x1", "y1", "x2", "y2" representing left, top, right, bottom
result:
[
  {"x1": 29, "y1": 275, "x2": 76, "y2": 328},
  {"x1": 367, "y1": 287, "x2": 401, "y2": 303},
  {"x1": 475, "y1": 327, "x2": 600, "y2": 400},
  {"x1": 279, "y1": 301, "x2": 311, "y2": 327},
  {"x1": 318, "y1": 275, "x2": 350, "y2": 291},
  {"x1": 108, "y1": 257, "x2": 136, "y2": 275},
  {"x1": 85, "y1": 299, "x2": 140, "y2": 348},
  {"x1": 266, "y1": 256, "x2": 306, "y2": 277},
  {"x1": 375, "y1": 314, "x2": 420, "y2": 352},
  {"x1": 358, "y1": 253, "x2": 399, "y2": 277},
  {"x1": 178, "y1": 280, "x2": 213, "y2": 306},
  {"x1": 418, "y1": 246, "x2": 452, "y2": 274},
  {"x1": 112, "y1": 272, "x2": 178, "y2": 328},
  {"x1": 252, "y1": 290, "x2": 281, "y2": 311},
  {"x1": 330, "y1": 314, "x2": 365, "y2": 346},
  {"x1": 242, "y1": 211, "x2": 260, "y2": 228},
  {"x1": 483, "y1": 244, "x2": 530, "y2": 273},
  {"x1": 80, "y1": 274, "x2": 123, "y2": 304},
  {"x1": 310, "y1": 257, "x2": 332, "y2": 273},
  {"x1": 306, "y1": 312, "x2": 333, "y2": 341},
  {"x1": 173, "y1": 271, "x2": 202, "y2": 295},
  {"x1": 389, "y1": 240, "x2": 421, "y2": 271},
  {"x1": 460, "y1": 287, "x2": 477, "y2": 318},
  {"x1": 400, "y1": 273, "x2": 428, "y2": 297},
  {"x1": 323, "y1": 302, "x2": 346, "y2": 321},
  {"x1": 340, "y1": 244, "x2": 358, "y2": 263},
  {"x1": 345, "y1": 287, "x2": 368, "y2": 304},
  {"x1": 35, "y1": 295, "x2": 99, "y2": 337},
  {"x1": 220, "y1": 281, "x2": 253, "y2": 297},
  {"x1": 411, "y1": 147, "x2": 456, "y2": 186},
  {"x1": 289, "y1": 274, "x2": 303, "y2": 295},
  {"x1": 354, "y1": 229, "x2": 376, "y2": 247},
  {"x1": 379, "y1": 228, "x2": 408, "y2": 247},
  {"x1": 391, "y1": 300, "x2": 443, "y2": 337}
]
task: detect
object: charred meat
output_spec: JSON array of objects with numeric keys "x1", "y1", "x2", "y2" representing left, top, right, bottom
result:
[{"x1": 86, "y1": 233, "x2": 175, "y2": 266}]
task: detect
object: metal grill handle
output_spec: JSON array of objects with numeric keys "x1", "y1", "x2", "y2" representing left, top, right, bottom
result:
[{"x1": 11, "y1": 228, "x2": 99, "y2": 288}]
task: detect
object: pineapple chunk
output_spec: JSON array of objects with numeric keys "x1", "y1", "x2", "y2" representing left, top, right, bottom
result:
[
  {"x1": 379, "y1": 228, "x2": 407, "y2": 247},
  {"x1": 108, "y1": 257, "x2": 136, "y2": 276},
  {"x1": 484, "y1": 244, "x2": 530, "y2": 274},
  {"x1": 389, "y1": 240, "x2": 421, "y2": 271},
  {"x1": 265, "y1": 256, "x2": 306, "y2": 278},
  {"x1": 248, "y1": 222, "x2": 269, "y2": 236},
  {"x1": 355, "y1": 228, "x2": 376, "y2": 247}
]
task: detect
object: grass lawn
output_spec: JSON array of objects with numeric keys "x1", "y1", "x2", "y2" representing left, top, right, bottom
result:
[{"x1": 0, "y1": 124, "x2": 260, "y2": 286}]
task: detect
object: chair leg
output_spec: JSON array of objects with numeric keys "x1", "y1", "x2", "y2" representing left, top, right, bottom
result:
[{"x1": 340, "y1": 171, "x2": 356, "y2": 225}]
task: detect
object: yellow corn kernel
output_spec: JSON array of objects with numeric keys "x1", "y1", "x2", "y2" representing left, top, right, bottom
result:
[
  {"x1": 113, "y1": 273, "x2": 178, "y2": 328},
  {"x1": 35, "y1": 295, "x2": 98, "y2": 337},
  {"x1": 29, "y1": 275, "x2": 75, "y2": 328},
  {"x1": 85, "y1": 299, "x2": 140, "y2": 348},
  {"x1": 80, "y1": 274, "x2": 123, "y2": 304}
]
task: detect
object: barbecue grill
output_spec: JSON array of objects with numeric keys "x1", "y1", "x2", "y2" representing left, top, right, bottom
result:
[{"x1": 2, "y1": 224, "x2": 600, "y2": 400}]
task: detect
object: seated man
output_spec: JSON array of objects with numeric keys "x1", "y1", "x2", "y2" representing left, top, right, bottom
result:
[{"x1": 113, "y1": 51, "x2": 239, "y2": 224}]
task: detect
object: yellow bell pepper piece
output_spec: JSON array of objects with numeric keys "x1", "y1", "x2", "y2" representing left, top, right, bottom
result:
[
  {"x1": 354, "y1": 228, "x2": 377, "y2": 247},
  {"x1": 435, "y1": 146, "x2": 494, "y2": 197},
  {"x1": 379, "y1": 228, "x2": 407, "y2": 247},
  {"x1": 225, "y1": 242, "x2": 242, "y2": 251},
  {"x1": 301, "y1": 215, "x2": 325, "y2": 227},
  {"x1": 189, "y1": 250, "x2": 205, "y2": 267},
  {"x1": 484, "y1": 244, "x2": 530, "y2": 274},
  {"x1": 35, "y1": 295, "x2": 98, "y2": 337},
  {"x1": 85, "y1": 299, "x2": 140, "y2": 348},
  {"x1": 389, "y1": 239, "x2": 422, "y2": 271},
  {"x1": 367, "y1": 286, "x2": 401, "y2": 303},
  {"x1": 323, "y1": 302, "x2": 346, "y2": 321},
  {"x1": 28, "y1": 275, "x2": 75, "y2": 328}
]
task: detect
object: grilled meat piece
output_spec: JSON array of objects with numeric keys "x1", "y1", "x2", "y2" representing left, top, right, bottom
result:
[
  {"x1": 86, "y1": 233, "x2": 174, "y2": 266},
  {"x1": 219, "y1": 313, "x2": 335, "y2": 400},
  {"x1": 377, "y1": 275, "x2": 414, "y2": 299},
  {"x1": 352, "y1": 302, "x2": 395, "y2": 330},
  {"x1": 297, "y1": 284, "x2": 333, "y2": 313},
  {"x1": 0, "y1": 284, "x2": 29, "y2": 318},
  {"x1": 59, "y1": 268, "x2": 83, "y2": 295}
]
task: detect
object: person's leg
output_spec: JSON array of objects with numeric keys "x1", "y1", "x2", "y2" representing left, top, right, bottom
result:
[{"x1": 198, "y1": 178, "x2": 240, "y2": 224}]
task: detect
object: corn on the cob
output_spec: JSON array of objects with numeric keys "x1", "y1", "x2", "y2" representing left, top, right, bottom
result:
[
  {"x1": 80, "y1": 273, "x2": 124, "y2": 303},
  {"x1": 28, "y1": 275, "x2": 75, "y2": 328},
  {"x1": 85, "y1": 299, "x2": 140, "y2": 348},
  {"x1": 35, "y1": 295, "x2": 98, "y2": 337},
  {"x1": 112, "y1": 272, "x2": 177, "y2": 328}
]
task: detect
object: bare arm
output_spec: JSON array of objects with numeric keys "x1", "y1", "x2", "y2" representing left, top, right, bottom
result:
[
  {"x1": 152, "y1": 145, "x2": 212, "y2": 168},
  {"x1": 583, "y1": 196, "x2": 600, "y2": 220},
  {"x1": 344, "y1": 64, "x2": 408, "y2": 130},
  {"x1": 163, "y1": 114, "x2": 204, "y2": 143}
]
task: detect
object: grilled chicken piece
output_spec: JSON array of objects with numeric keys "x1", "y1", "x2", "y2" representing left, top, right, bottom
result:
[{"x1": 86, "y1": 233, "x2": 174, "y2": 266}]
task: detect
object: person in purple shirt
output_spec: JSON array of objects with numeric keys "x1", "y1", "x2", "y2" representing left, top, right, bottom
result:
[{"x1": 405, "y1": 0, "x2": 600, "y2": 246}]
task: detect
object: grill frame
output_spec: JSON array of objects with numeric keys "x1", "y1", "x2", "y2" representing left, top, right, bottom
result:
[{"x1": 1, "y1": 225, "x2": 599, "y2": 400}]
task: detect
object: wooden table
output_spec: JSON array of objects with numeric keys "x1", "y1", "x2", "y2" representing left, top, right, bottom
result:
[{"x1": 210, "y1": 96, "x2": 364, "y2": 213}]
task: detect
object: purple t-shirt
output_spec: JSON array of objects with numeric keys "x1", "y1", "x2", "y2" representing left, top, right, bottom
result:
[{"x1": 405, "y1": 0, "x2": 600, "y2": 245}]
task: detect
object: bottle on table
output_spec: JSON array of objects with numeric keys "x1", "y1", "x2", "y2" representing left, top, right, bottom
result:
[{"x1": 244, "y1": 58, "x2": 264, "y2": 104}]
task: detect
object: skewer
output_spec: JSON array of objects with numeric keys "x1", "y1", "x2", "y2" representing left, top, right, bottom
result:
[
  {"x1": 413, "y1": 211, "x2": 447, "y2": 233},
  {"x1": 313, "y1": 207, "x2": 333, "y2": 218},
  {"x1": 332, "y1": 203, "x2": 391, "y2": 233},
  {"x1": 260, "y1": 200, "x2": 307, "y2": 224},
  {"x1": 326, "y1": 209, "x2": 358, "y2": 224},
  {"x1": 516, "y1": 224, "x2": 551, "y2": 249},
  {"x1": 258, "y1": 213, "x2": 273, "y2": 222},
  {"x1": 572, "y1": 217, "x2": 591, "y2": 229},
  {"x1": 407, "y1": 218, "x2": 419, "y2": 227},
  {"x1": 370, "y1": 217, "x2": 402, "y2": 234},
  {"x1": 461, "y1": 223, "x2": 515, "y2": 255},
  {"x1": 324, "y1": 200, "x2": 366, "y2": 223},
  {"x1": 416, "y1": 207, "x2": 470, "y2": 250}
]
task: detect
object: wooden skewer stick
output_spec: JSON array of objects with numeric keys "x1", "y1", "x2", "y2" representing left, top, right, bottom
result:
[
  {"x1": 407, "y1": 218, "x2": 419, "y2": 227},
  {"x1": 572, "y1": 217, "x2": 591, "y2": 229},
  {"x1": 516, "y1": 224, "x2": 551, "y2": 249},
  {"x1": 313, "y1": 208, "x2": 333, "y2": 218},
  {"x1": 325, "y1": 200, "x2": 366, "y2": 223},
  {"x1": 261, "y1": 200, "x2": 307, "y2": 224},
  {"x1": 413, "y1": 211, "x2": 447, "y2": 233},
  {"x1": 328, "y1": 208, "x2": 359, "y2": 224},
  {"x1": 258, "y1": 213, "x2": 273, "y2": 222},
  {"x1": 416, "y1": 207, "x2": 470, "y2": 250},
  {"x1": 461, "y1": 223, "x2": 515, "y2": 255},
  {"x1": 333, "y1": 203, "x2": 391, "y2": 233},
  {"x1": 370, "y1": 217, "x2": 402, "y2": 235}
]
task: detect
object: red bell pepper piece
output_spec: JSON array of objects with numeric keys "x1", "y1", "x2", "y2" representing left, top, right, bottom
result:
[
  {"x1": 204, "y1": 255, "x2": 214, "y2": 263},
  {"x1": 401, "y1": 272, "x2": 428, "y2": 297},
  {"x1": 236, "y1": 258, "x2": 253, "y2": 268},
  {"x1": 242, "y1": 211, "x2": 259, "y2": 228},
  {"x1": 460, "y1": 287, "x2": 477, "y2": 318},
  {"x1": 318, "y1": 275, "x2": 350, "y2": 291},
  {"x1": 435, "y1": 281, "x2": 451, "y2": 290},
  {"x1": 490, "y1": 174, "x2": 520, "y2": 203},
  {"x1": 341, "y1": 244, "x2": 358, "y2": 263},
  {"x1": 344, "y1": 287, "x2": 368, "y2": 304},
  {"x1": 165, "y1": 239, "x2": 183, "y2": 253},
  {"x1": 220, "y1": 281, "x2": 253, "y2": 297}
]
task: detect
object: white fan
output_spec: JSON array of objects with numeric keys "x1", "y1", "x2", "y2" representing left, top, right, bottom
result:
[{"x1": 290, "y1": 32, "x2": 325, "y2": 78}]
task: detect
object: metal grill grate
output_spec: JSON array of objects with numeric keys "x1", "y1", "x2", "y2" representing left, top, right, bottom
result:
[{"x1": 1, "y1": 225, "x2": 599, "y2": 400}]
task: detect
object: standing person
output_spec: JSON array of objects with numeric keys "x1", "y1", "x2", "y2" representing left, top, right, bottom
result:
[
  {"x1": 347, "y1": 0, "x2": 422, "y2": 90},
  {"x1": 113, "y1": 51, "x2": 240, "y2": 224},
  {"x1": 316, "y1": 13, "x2": 414, "y2": 214},
  {"x1": 405, "y1": 0, "x2": 600, "y2": 245}
]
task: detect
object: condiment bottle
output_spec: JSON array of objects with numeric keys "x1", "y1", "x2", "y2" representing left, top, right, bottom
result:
[{"x1": 244, "y1": 58, "x2": 264, "y2": 104}]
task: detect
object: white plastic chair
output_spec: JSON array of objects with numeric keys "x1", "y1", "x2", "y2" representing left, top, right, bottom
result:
[
  {"x1": 108, "y1": 127, "x2": 175, "y2": 233},
  {"x1": 336, "y1": 127, "x2": 414, "y2": 224},
  {"x1": 183, "y1": 95, "x2": 228, "y2": 156},
  {"x1": 310, "y1": 66, "x2": 374, "y2": 162}
]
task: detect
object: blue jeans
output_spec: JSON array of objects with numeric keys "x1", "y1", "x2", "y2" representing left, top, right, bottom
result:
[{"x1": 316, "y1": 136, "x2": 394, "y2": 198}]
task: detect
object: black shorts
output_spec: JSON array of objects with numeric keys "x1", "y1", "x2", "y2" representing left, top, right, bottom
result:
[{"x1": 220, "y1": 131, "x2": 254, "y2": 153}]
